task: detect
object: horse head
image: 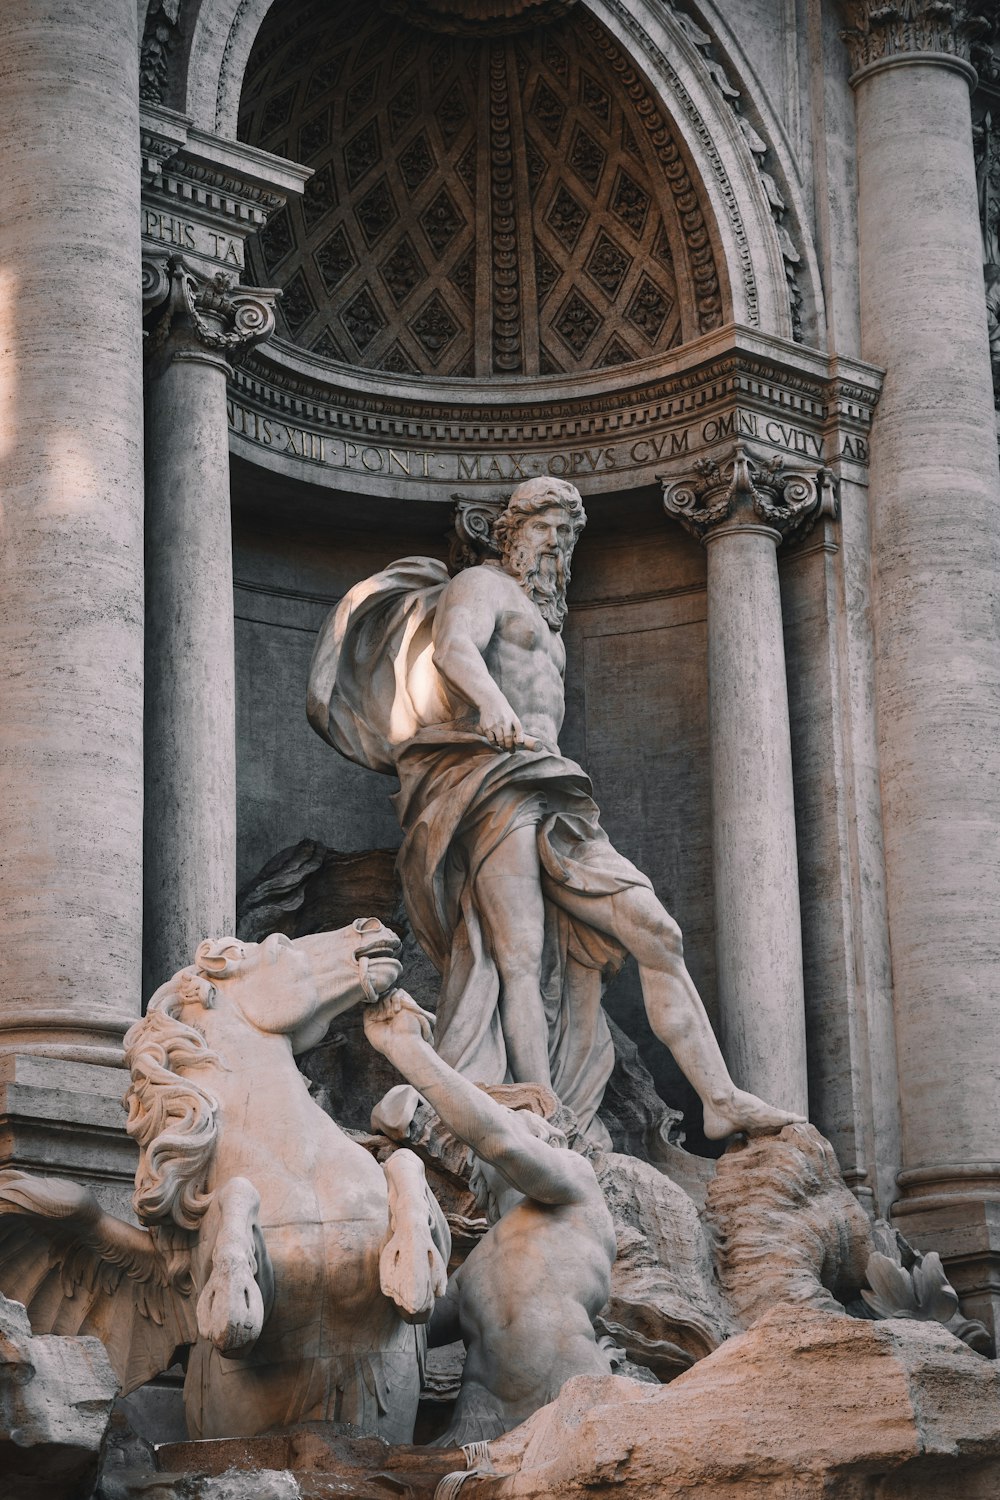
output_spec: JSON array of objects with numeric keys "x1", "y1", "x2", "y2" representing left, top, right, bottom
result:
[
  {"x1": 124, "y1": 918, "x2": 403, "y2": 1231},
  {"x1": 189, "y1": 917, "x2": 403, "y2": 1051}
]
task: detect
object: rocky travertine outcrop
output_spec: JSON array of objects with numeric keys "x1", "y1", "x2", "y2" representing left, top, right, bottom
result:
[
  {"x1": 0, "y1": 1292, "x2": 118, "y2": 1500},
  {"x1": 704, "y1": 1122, "x2": 874, "y2": 1324},
  {"x1": 470, "y1": 1306, "x2": 1000, "y2": 1499}
]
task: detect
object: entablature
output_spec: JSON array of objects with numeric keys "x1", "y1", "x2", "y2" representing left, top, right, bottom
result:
[{"x1": 226, "y1": 325, "x2": 883, "y2": 503}]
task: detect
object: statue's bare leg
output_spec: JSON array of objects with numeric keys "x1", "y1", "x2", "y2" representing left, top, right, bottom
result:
[
  {"x1": 473, "y1": 823, "x2": 552, "y2": 1086},
  {"x1": 554, "y1": 884, "x2": 804, "y2": 1137}
]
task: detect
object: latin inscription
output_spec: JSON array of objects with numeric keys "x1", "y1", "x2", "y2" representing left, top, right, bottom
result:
[
  {"x1": 227, "y1": 400, "x2": 868, "y2": 482},
  {"x1": 143, "y1": 210, "x2": 244, "y2": 269}
]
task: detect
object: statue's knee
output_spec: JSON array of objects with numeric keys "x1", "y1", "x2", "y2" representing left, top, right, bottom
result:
[{"x1": 649, "y1": 907, "x2": 683, "y2": 957}]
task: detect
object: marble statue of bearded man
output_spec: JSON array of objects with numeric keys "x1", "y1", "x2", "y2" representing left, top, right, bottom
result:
[{"x1": 307, "y1": 478, "x2": 799, "y2": 1146}]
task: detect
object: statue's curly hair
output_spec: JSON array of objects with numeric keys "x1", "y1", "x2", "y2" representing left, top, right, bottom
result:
[
  {"x1": 492, "y1": 477, "x2": 586, "y2": 559},
  {"x1": 122, "y1": 943, "x2": 243, "y2": 1231}
]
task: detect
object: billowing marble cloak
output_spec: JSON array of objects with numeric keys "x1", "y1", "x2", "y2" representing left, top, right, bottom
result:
[{"x1": 308, "y1": 558, "x2": 651, "y2": 1140}]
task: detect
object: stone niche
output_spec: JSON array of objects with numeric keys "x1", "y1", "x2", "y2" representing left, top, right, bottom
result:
[{"x1": 232, "y1": 476, "x2": 716, "y2": 1140}]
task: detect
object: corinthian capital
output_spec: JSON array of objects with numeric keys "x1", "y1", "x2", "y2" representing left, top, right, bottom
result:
[
  {"x1": 144, "y1": 255, "x2": 280, "y2": 371},
  {"x1": 840, "y1": 1, "x2": 990, "y2": 77},
  {"x1": 661, "y1": 443, "x2": 837, "y2": 546}
]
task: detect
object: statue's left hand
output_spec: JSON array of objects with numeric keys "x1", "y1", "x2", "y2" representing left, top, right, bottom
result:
[{"x1": 363, "y1": 989, "x2": 435, "y2": 1047}]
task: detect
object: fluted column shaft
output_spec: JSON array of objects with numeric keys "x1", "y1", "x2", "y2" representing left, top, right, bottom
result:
[
  {"x1": 0, "y1": 0, "x2": 144, "y2": 1060},
  {"x1": 143, "y1": 262, "x2": 277, "y2": 995}
]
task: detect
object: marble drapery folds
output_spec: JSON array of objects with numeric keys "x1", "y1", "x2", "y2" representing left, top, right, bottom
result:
[{"x1": 307, "y1": 559, "x2": 651, "y2": 1139}]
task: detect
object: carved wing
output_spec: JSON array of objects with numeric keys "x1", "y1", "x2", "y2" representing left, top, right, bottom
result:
[{"x1": 0, "y1": 1168, "x2": 197, "y2": 1392}]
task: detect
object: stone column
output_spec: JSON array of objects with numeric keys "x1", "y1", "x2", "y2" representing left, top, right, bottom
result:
[
  {"x1": 843, "y1": 5, "x2": 1000, "y2": 1328},
  {"x1": 143, "y1": 258, "x2": 278, "y2": 996},
  {"x1": 0, "y1": 0, "x2": 144, "y2": 1062},
  {"x1": 663, "y1": 445, "x2": 834, "y2": 1116}
]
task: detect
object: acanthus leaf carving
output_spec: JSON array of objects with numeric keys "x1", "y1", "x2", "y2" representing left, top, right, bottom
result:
[{"x1": 840, "y1": 0, "x2": 991, "y2": 75}]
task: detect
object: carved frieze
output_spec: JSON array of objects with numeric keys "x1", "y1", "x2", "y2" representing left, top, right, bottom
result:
[
  {"x1": 141, "y1": 107, "x2": 310, "y2": 282},
  {"x1": 238, "y1": 0, "x2": 722, "y2": 377},
  {"x1": 661, "y1": 441, "x2": 837, "y2": 546},
  {"x1": 840, "y1": 0, "x2": 990, "y2": 76},
  {"x1": 225, "y1": 328, "x2": 879, "y2": 502}
]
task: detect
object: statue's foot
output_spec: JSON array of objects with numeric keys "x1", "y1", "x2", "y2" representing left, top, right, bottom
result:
[{"x1": 702, "y1": 1088, "x2": 806, "y2": 1141}]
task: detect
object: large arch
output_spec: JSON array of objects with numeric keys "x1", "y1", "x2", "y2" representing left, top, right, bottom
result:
[{"x1": 164, "y1": 0, "x2": 823, "y2": 344}]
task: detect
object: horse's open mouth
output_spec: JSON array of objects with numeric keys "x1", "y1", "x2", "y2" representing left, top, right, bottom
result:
[{"x1": 354, "y1": 935, "x2": 401, "y2": 960}]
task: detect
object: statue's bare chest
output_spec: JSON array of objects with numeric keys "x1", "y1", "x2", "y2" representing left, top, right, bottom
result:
[{"x1": 493, "y1": 592, "x2": 564, "y2": 673}]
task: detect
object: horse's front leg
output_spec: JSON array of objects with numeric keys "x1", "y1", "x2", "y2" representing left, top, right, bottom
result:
[
  {"x1": 379, "y1": 1149, "x2": 450, "y2": 1323},
  {"x1": 195, "y1": 1176, "x2": 274, "y2": 1357}
]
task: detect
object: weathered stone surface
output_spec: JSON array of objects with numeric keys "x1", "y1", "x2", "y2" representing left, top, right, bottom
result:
[
  {"x1": 593, "y1": 1149, "x2": 733, "y2": 1372},
  {"x1": 474, "y1": 1307, "x2": 1000, "y2": 1499},
  {"x1": 0, "y1": 1292, "x2": 118, "y2": 1500},
  {"x1": 704, "y1": 1123, "x2": 873, "y2": 1325}
]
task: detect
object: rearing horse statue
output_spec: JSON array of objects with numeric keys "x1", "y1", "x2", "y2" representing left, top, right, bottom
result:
[{"x1": 0, "y1": 920, "x2": 449, "y2": 1442}]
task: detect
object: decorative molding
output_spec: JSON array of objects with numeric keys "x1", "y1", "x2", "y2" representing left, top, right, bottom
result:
[
  {"x1": 840, "y1": 0, "x2": 991, "y2": 77},
  {"x1": 142, "y1": 119, "x2": 310, "y2": 281},
  {"x1": 580, "y1": 15, "x2": 723, "y2": 336},
  {"x1": 384, "y1": 0, "x2": 580, "y2": 34},
  {"x1": 661, "y1": 441, "x2": 837, "y2": 544},
  {"x1": 489, "y1": 44, "x2": 522, "y2": 373},
  {"x1": 145, "y1": 256, "x2": 280, "y2": 371},
  {"x1": 223, "y1": 328, "x2": 879, "y2": 501},
  {"x1": 597, "y1": 0, "x2": 757, "y2": 328},
  {"x1": 140, "y1": 105, "x2": 190, "y2": 187},
  {"x1": 664, "y1": 5, "x2": 805, "y2": 341},
  {"x1": 140, "y1": 0, "x2": 183, "y2": 106},
  {"x1": 216, "y1": 0, "x2": 257, "y2": 133}
]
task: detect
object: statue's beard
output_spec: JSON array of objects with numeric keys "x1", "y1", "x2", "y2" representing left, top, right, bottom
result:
[{"x1": 503, "y1": 543, "x2": 570, "y2": 630}]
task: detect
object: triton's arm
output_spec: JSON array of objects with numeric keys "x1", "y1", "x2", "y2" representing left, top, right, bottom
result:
[
  {"x1": 432, "y1": 568, "x2": 534, "y2": 752},
  {"x1": 363, "y1": 993, "x2": 592, "y2": 1207}
]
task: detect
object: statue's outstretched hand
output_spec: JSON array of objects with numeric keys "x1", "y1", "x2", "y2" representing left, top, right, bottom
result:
[{"x1": 364, "y1": 989, "x2": 436, "y2": 1050}]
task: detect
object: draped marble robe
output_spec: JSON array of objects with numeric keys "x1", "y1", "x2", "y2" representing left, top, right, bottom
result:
[{"x1": 308, "y1": 558, "x2": 651, "y2": 1141}]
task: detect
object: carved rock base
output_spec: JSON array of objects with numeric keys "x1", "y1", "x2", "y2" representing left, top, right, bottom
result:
[
  {"x1": 1, "y1": 1293, "x2": 118, "y2": 1500},
  {"x1": 472, "y1": 1306, "x2": 1000, "y2": 1498},
  {"x1": 103, "y1": 1422, "x2": 466, "y2": 1499}
]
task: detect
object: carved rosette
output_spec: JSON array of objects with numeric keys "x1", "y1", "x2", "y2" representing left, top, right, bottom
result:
[
  {"x1": 144, "y1": 256, "x2": 281, "y2": 371},
  {"x1": 840, "y1": 0, "x2": 991, "y2": 76},
  {"x1": 661, "y1": 443, "x2": 837, "y2": 546}
]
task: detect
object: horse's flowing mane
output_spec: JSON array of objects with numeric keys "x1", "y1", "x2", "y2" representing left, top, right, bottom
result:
[{"x1": 123, "y1": 967, "x2": 223, "y2": 1231}]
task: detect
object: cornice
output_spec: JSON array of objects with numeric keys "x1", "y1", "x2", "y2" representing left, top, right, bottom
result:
[{"x1": 225, "y1": 326, "x2": 882, "y2": 501}]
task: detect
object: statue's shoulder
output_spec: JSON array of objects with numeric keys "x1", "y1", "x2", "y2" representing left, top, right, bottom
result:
[{"x1": 440, "y1": 561, "x2": 511, "y2": 608}]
